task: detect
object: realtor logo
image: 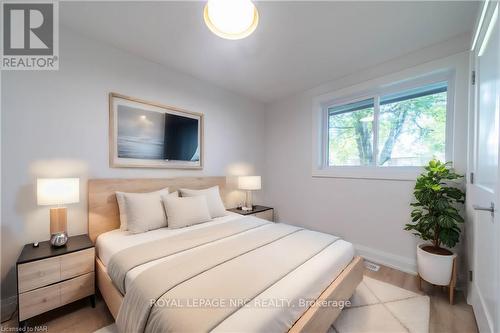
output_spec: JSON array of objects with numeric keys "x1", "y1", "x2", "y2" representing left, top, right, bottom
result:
[{"x1": 1, "y1": 1, "x2": 59, "y2": 70}]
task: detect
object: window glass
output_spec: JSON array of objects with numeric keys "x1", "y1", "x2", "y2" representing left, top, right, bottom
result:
[
  {"x1": 325, "y1": 81, "x2": 448, "y2": 168},
  {"x1": 328, "y1": 99, "x2": 375, "y2": 166},
  {"x1": 378, "y1": 82, "x2": 447, "y2": 166}
]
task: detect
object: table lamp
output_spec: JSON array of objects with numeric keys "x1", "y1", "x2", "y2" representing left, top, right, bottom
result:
[
  {"x1": 238, "y1": 176, "x2": 261, "y2": 211},
  {"x1": 37, "y1": 178, "x2": 79, "y2": 247}
]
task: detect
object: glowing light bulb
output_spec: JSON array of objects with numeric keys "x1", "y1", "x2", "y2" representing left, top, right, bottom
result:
[{"x1": 204, "y1": 0, "x2": 259, "y2": 40}]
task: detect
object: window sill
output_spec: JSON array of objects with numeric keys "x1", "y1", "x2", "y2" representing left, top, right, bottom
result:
[{"x1": 312, "y1": 166, "x2": 423, "y2": 181}]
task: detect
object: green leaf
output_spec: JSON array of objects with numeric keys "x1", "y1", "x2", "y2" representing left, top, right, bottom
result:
[{"x1": 406, "y1": 159, "x2": 465, "y2": 250}]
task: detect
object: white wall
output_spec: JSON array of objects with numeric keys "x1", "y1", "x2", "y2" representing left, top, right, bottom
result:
[
  {"x1": 263, "y1": 34, "x2": 471, "y2": 274},
  {"x1": 1, "y1": 28, "x2": 266, "y2": 303}
]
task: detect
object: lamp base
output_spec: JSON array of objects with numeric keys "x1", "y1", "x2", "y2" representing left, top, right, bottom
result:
[
  {"x1": 244, "y1": 190, "x2": 254, "y2": 211},
  {"x1": 49, "y1": 207, "x2": 68, "y2": 247},
  {"x1": 50, "y1": 207, "x2": 67, "y2": 234},
  {"x1": 50, "y1": 232, "x2": 68, "y2": 247}
]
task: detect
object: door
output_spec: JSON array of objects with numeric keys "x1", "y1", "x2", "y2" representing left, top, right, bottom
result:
[{"x1": 469, "y1": 3, "x2": 499, "y2": 332}]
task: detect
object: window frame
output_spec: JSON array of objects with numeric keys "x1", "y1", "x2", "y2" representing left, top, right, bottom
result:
[{"x1": 313, "y1": 70, "x2": 455, "y2": 180}]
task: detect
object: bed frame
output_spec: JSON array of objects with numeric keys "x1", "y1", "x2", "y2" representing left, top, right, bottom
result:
[{"x1": 88, "y1": 177, "x2": 364, "y2": 332}]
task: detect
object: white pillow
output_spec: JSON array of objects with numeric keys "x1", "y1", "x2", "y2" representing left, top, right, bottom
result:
[
  {"x1": 179, "y1": 186, "x2": 226, "y2": 218},
  {"x1": 163, "y1": 196, "x2": 211, "y2": 229},
  {"x1": 116, "y1": 188, "x2": 170, "y2": 231}
]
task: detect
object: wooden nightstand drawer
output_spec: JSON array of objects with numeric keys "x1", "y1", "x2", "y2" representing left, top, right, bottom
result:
[
  {"x1": 19, "y1": 282, "x2": 60, "y2": 321},
  {"x1": 60, "y1": 272, "x2": 94, "y2": 306},
  {"x1": 18, "y1": 272, "x2": 95, "y2": 321},
  {"x1": 61, "y1": 248, "x2": 95, "y2": 280},
  {"x1": 253, "y1": 209, "x2": 273, "y2": 221},
  {"x1": 18, "y1": 256, "x2": 61, "y2": 293}
]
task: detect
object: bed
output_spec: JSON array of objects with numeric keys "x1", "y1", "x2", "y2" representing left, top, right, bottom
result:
[{"x1": 88, "y1": 177, "x2": 363, "y2": 333}]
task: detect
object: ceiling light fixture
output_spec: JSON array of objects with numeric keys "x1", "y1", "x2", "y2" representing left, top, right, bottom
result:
[{"x1": 204, "y1": 0, "x2": 259, "y2": 40}]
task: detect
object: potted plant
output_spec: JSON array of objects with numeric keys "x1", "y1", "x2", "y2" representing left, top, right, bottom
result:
[{"x1": 404, "y1": 159, "x2": 465, "y2": 289}]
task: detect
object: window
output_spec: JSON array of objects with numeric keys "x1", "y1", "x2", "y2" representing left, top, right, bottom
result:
[
  {"x1": 326, "y1": 81, "x2": 449, "y2": 168},
  {"x1": 328, "y1": 99, "x2": 374, "y2": 166}
]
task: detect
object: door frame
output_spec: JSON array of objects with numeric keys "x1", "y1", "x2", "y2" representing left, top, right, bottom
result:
[{"x1": 467, "y1": 1, "x2": 500, "y2": 332}]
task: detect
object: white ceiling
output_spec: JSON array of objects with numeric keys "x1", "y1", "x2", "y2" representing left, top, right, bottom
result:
[{"x1": 61, "y1": 1, "x2": 478, "y2": 103}]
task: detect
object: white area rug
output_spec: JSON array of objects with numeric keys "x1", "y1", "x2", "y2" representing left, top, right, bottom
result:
[
  {"x1": 332, "y1": 276, "x2": 430, "y2": 333},
  {"x1": 94, "y1": 276, "x2": 429, "y2": 333},
  {"x1": 94, "y1": 323, "x2": 117, "y2": 333}
]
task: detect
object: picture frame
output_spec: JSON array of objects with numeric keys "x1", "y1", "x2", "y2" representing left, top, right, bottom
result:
[{"x1": 109, "y1": 93, "x2": 204, "y2": 169}]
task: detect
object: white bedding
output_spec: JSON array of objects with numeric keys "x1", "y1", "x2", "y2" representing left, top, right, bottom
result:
[
  {"x1": 97, "y1": 211, "x2": 243, "y2": 266},
  {"x1": 97, "y1": 212, "x2": 257, "y2": 292},
  {"x1": 96, "y1": 212, "x2": 355, "y2": 332},
  {"x1": 214, "y1": 239, "x2": 353, "y2": 332}
]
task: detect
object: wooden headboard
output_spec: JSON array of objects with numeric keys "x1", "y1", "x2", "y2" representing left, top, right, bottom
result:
[{"x1": 88, "y1": 177, "x2": 233, "y2": 243}]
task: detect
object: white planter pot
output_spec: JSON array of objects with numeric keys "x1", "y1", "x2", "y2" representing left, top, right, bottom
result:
[{"x1": 416, "y1": 244, "x2": 456, "y2": 286}]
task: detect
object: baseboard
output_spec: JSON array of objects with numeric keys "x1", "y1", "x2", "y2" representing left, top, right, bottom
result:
[
  {"x1": 468, "y1": 282, "x2": 494, "y2": 333},
  {"x1": 1, "y1": 295, "x2": 17, "y2": 322},
  {"x1": 354, "y1": 243, "x2": 417, "y2": 275}
]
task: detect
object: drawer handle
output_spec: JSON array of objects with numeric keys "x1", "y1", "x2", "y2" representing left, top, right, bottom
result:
[
  {"x1": 38, "y1": 271, "x2": 45, "y2": 277},
  {"x1": 42, "y1": 298, "x2": 47, "y2": 303}
]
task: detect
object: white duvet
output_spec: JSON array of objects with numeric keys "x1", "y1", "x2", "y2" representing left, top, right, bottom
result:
[
  {"x1": 96, "y1": 212, "x2": 355, "y2": 332},
  {"x1": 97, "y1": 213, "x2": 251, "y2": 292}
]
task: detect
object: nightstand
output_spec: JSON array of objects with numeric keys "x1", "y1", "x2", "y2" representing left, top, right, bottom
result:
[
  {"x1": 228, "y1": 205, "x2": 274, "y2": 222},
  {"x1": 16, "y1": 234, "x2": 95, "y2": 328}
]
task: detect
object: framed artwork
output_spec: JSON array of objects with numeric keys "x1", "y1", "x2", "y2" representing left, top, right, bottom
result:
[{"x1": 109, "y1": 93, "x2": 203, "y2": 169}]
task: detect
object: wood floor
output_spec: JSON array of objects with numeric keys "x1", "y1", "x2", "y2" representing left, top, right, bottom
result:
[{"x1": 1, "y1": 264, "x2": 477, "y2": 333}]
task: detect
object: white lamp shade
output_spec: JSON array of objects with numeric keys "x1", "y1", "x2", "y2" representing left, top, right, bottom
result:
[
  {"x1": 37, "y1": 178, "x2": 80, "y2": 206},
  {"x1": 238, "y1": 176, "x2": 261, "y2": 190}
]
